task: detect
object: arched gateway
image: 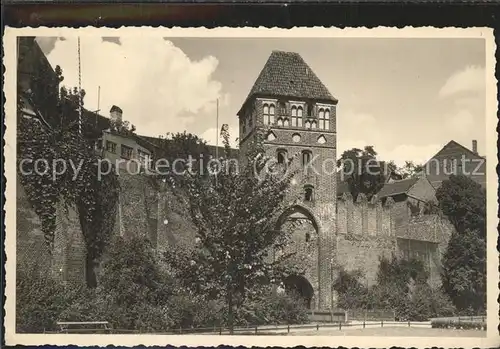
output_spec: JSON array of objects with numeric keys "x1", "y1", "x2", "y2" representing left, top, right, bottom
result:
[{"x1": 237, "y1": 50, "x2": 338, "y2": 310}]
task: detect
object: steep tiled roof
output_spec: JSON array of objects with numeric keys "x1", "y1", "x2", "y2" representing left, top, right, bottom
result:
[
  {"x1": 425, "y1": 140, "x2": 485, "y2": 164},
  {"x1": 377, "y1": 177, "x2": 419, "y2": 198},
  {"x1": 239, "y1": 51, "x2": 337, "y2": 114}
]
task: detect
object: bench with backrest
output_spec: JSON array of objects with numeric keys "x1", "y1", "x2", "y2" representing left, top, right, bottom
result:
[{"x1": 56, "y1": 321, "x2": 112, "y2": 334}]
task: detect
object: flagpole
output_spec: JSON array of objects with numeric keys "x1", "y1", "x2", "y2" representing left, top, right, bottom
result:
[
  {"x1": 215, "y1": 98, "x2": 219, "y2": 186},
  {"x1": 216, "y1": 98, "x2": 219, "y2": 159},
  {"x1": 78, "y1": 37, "x2": 82, "y2": 135}
]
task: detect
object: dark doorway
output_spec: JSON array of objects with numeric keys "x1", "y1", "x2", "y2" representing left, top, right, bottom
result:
[{"x1": 284, "y1": 275, "x2": 314, "y2": 309}]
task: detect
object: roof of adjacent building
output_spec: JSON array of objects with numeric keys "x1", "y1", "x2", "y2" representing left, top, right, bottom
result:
[
  {"x1": 377, "y1": 177, "x2": 420, "y2": 198},
  {"x1": 425, "y1": 140, "x2": 485, "y2": 164},
  {"x1": 238, "y1": 51, "x2": 337, "y2": 114}
]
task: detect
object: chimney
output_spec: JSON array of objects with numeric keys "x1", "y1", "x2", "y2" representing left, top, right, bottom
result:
[
  {"x1": 472, "y1": 140, "x2": 478, "y2": 155},
  {"x1": 110, "y1": 105, "x2": 123, "y2": 122}
]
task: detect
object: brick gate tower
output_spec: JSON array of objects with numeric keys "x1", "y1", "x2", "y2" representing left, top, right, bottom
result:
[{"x1": 237, "y1": 51, "x2": 338, "y2": 310}]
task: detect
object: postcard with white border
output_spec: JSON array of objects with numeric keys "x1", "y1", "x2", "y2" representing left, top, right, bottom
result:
[{"x1": 3, "y1": 26, "x2": 499, "y2": 347}]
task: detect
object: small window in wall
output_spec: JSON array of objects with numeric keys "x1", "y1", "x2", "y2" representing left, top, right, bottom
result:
[
  {"x1": 304, "y1": 185, "x2": 314, "y2": 202},
  {"x1": 121, "y1": 144, "x2": 133, "y2": 159},
  {"x1": 305, "y1": 120, "x2": 311, "y2": 129},
  {"x1": 277, "y1": 149, "x2": 287, "y2": 164},
  {"x1": 305, "y1": 232, "x2": 311, "y2": 242},
  {"x1": 277, "y1": 118, "x2": 283, "y2": 127},
  {"x1": 106, "y1": 140, "x2": 117, "y2": 154},
  {"x1": 283, "y1": 118, "x2": 290, "y2": 127},
  {"x1": 302, "y1": 150, "x2": 312, "y2": 167},
  {"x1": 311, "y1": 120, "x2": 317, "y2": 129},
  {"x1": 138, "y1": 149, "x2": 150, "y2": 168}
]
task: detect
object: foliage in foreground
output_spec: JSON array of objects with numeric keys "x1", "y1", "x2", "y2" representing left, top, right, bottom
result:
[
  {"x1": 163, "y1": 127, "x2": 301, "y2": 332},
  {"x1": 436, "y1": 175, "x2": 486, "y2": 313},
  {"x1": 17, "y1": 235, "x2": 308, "y2": 333},
  {"x1": 332, "y1": 257, "x2": 456, "y2": 321}
]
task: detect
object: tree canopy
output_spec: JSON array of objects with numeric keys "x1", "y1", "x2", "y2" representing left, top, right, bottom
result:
[
  {"x1": 436, "y1": 175, "x2": 486, "y2": 313},
  {"x1": 163, "y1": 127, "x2": 300, "y2": 332},
  {"x1": 337, "y1": 146, "x2": 386, "y2": 200}
]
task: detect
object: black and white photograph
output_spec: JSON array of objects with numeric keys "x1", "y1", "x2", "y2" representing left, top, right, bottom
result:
[{"x1": 3, "y1": 27, "x2": 498, "y2": 347}]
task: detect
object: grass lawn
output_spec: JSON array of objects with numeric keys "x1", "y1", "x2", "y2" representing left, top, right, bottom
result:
[{"x1": 287, "y1": 327, "x2": 486, "y2": 337}]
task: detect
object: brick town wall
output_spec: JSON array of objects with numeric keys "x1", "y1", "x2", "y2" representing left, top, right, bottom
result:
[
  {"x1": 16, "y1": 175, "x2": 86, "y2": 285},
  {"x1": 116, "y1": 172, "x2": 197, "y2": 250},
  {"x1": 335, "y1": 193, "x2": 395, "y2": 286},
  {"x1": 16, "y1": 176, "x2": 52, "y2": 275}
]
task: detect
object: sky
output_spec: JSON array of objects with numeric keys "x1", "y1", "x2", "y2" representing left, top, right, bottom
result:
[{"x1": 35, "y1": 36, "x2": 486, "y2": 166}]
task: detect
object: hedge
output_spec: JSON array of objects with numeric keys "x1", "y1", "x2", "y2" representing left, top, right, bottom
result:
[{"x1": 431, "y1": 317, "x2": 486, "y2": 330}]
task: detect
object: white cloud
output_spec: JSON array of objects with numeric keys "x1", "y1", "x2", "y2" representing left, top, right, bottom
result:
[
  {"x1": 380, "y1": 144, "x2": 442, "y2": 167},
  {"x1": 439, "y1": 65, "x2": 485, "y2": 98},
  {"x1": 44, "y1": 37, "x2": 225, "y2": 137},
  {"x1": 337, "y1": 110, "x2": 440, "y2": 167}
]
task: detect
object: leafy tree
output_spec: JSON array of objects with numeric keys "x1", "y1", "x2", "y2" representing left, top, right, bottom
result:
[
  {"x1": 435, "y1": 175, "x2": 486, "y2": 312},
  {"x1": 436, "y1": 174, "x2": 486, "y2": 237},
  {"x1": 164, "y1": 127, "x2": 299, "y2": 333},
  {"x1": 337, "y1": 146, "x2": 386, "y2": 200},
  {"x1": 399, "y1": 161, "x2": 424, "y2": 179},
  {"x1": 440, "y1": 229, "x2": 486, "y2": 313},
  {"x1": 155, "y1": 131, "x2": 212, "y2": 175}
]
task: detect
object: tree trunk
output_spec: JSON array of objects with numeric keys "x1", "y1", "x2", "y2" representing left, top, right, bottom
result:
[
  {"x1": 86, "y1": 254, "x2": 97, "y2": 288},
  {"x1": 228, "y1": 289, "x2": 234, "y2": 335}
]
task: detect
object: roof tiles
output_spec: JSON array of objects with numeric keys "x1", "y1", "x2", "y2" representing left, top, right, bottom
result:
[{"x1": 240, "y1": 51, "x2": 337, "y2": 113}]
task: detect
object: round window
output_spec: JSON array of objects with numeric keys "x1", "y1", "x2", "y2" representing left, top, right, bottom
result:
[{"x1": 292, "y1": 133, "x2": 301, "y2": 143}]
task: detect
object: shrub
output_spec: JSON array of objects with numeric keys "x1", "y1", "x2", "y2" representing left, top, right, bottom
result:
[
  {"x1": 232, "y1": 291, "x2": 309, "y2": 326},
  {"x1": 16, "y1": 266, "x2": 82, "y2": 333},
  {"x1": 333, "y1": 268, "x2": 368, "y2": 310},
  {"x1": 431, "y1": 317, "x2": 486, "y2": 330}
]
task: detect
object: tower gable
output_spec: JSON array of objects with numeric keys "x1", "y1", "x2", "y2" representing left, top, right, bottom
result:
[{"x1": 238, "y1": 51, "x2": 337, "y2": 116}]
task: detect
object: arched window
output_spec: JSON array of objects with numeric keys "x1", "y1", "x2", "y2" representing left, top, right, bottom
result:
[
  {"x1": 283, "y1": 118, "x2": 290, "y2": 127},
  {"x1": 311, "y1": 120, "x2": 317, "y2": 129},
  {"x1": 263, "y1": 103, "x2": 275, "y2": 125},
  {"x1": 324, "y1": 110, "x2": 330, "y2": 130},
  {"x1": 277, "y1": 118, "x2": 283, "y2": 127},
  {"x1": 277, "y1": 149, "x2": 287, "y2": 164},
  {"x1": 305, "y1": 120, "x2": 311, "y2": 129},
  {"x1": 318, "y1": 108, "x2": 326, "y2": 129},
  {"x1": 291, "y1": 106, "x2": 298, "y2": 127},
  {"x1": 297, "y1": 106, "x2": 303, "y2": 127},
  {"x1": 302, "y1": 150, "x2": 312, "y2": 168},
  {"x1": 304, "y1": 185, "x2": 314, "y2": 202}
]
